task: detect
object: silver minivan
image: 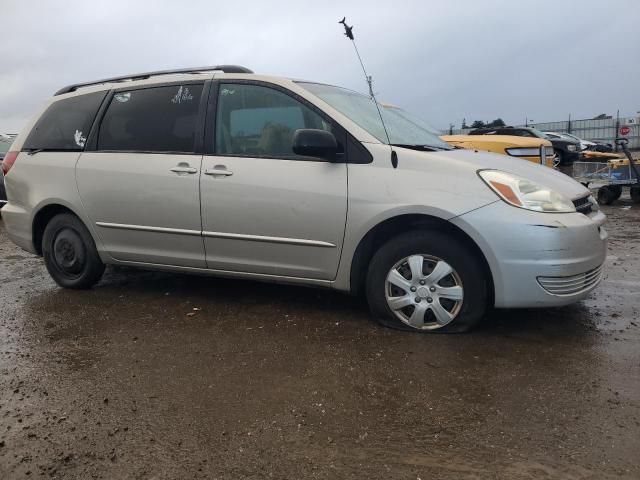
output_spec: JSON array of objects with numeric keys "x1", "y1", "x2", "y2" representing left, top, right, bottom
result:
[{"x1": 1, "y1": 66, "x2": 607, "y2": 333}]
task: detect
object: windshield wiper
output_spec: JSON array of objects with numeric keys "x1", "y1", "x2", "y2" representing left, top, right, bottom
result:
[
  {"x1": 24, "y1": 148, "x2": 79, "y2": 155},
  {"x1": 26, "y1": 148, "x2": 46, "y2": 155},
  {"x1": 390, "y1": 144, "x2": 451, "y2": 152}
]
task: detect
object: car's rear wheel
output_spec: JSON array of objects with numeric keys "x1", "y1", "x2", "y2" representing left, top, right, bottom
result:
[
  {"x1": 365, "y1": 231, "x2": 488, "y2": 333},
  {"x1": 597, "y1": 185, "x2": 619, "y2": 205},
  {"x1": 42, "y1": 213, "x2": 105, "y2": 289}
]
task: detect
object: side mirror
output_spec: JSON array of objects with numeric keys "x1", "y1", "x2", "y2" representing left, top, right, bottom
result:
[{"x1": 292, "y1": 129, "x2": 339, "y2": 161}]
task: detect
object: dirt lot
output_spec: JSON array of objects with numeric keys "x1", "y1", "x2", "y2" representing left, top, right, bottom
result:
[{"x1": 1, "y1": 199, "x2": 639, "y2": 479}]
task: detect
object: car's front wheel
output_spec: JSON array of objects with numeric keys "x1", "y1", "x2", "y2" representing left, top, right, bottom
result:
[
  {"x1": 365, "y1": 230, "x2": 488, "y2": 333},
  {"x1": 42, "y1": 213, "x2": 105, "y2": 289}
]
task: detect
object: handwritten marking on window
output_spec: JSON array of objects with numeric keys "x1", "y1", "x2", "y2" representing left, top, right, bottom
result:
[
  {"x1": 74, "y1": 130, "x2": 86, "y2": 148},
  {"x1": 172, "y1": 86, "x2": 194, "y2": 104},
  {"x1": 114, "y1": 92, "x2": 131, "y2": 103}
]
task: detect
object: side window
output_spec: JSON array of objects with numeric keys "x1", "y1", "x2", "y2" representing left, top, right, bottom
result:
[
  {"x1": 23, "y1": 91, "x2": 107, "y2": 151},
  {"x1": 98, "y1": 84, "x2": 204, "y2": 152},
  {"x1": 215, "y1": 84, "x2": 332, "y2": 157}
]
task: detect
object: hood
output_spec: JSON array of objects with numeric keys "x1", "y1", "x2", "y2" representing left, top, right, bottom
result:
[{"x1": 397, "y1": 146, "x2": 590, "y2": 200}]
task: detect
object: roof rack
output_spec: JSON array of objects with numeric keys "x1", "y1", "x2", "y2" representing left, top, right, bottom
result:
[{"x1": 54, "y1": 65, "x2": 253, "y2": 96}]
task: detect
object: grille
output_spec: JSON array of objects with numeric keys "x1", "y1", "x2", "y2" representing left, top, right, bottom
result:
[
  {"x1": 573, "y1": 195, "x2": 592, "y2": 215},
  {"x1": 538, "y1": 264, "x2": 604, "y2": 296}
]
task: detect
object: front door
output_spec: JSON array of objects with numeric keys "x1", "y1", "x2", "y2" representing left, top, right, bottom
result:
[
  {"x1": 77, "y1": 83, "x2": 207, "y2": 267},
  {"x1": 200, "y1": 82, "x2": 347, "y2": 280}
]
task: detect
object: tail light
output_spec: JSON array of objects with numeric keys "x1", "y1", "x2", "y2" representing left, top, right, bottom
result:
[{"x1": 2, "y1": 151, "x2": 18, "y2": 175}]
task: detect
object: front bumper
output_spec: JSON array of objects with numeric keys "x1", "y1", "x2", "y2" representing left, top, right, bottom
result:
[{"x1": 452, "y1": 201, "x2": 607, "y2": 308}]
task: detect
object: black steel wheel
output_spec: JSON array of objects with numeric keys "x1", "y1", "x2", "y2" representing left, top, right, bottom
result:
[
  {"x1": 597, "y1": 185, "x2": 618, "y2": 205},
  {"x1": 42, "y1": 213, "x2": 105, "y2": 289}
]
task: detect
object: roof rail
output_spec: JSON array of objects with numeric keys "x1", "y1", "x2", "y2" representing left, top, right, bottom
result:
[{"x1": 54, "y1": 65, "x2": 253, "y2": 96}]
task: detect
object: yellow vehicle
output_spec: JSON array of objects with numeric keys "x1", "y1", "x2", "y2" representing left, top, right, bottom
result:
[
  {"x1": 441, "y1": 134, "x2": 556, "y2": 168},
  {"x1": 582, "y1": 150, "x2": 623, "y2": 161}
]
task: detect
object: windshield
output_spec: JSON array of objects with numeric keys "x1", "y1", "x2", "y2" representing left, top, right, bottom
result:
[
  {"x1": 298, "y1": 82, "x2": 452, "y2": 150},
  {"x1": 526, "y1": 128, "x2": 548, "y2": 139}
]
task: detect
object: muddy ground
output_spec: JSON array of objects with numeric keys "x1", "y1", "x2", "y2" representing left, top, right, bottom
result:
[{"x1": 0, "y1": 199, "x2": 639, "y2": 480}]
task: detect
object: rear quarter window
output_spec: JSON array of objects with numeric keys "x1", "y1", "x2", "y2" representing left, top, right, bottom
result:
[{"x1": 23, "y1": 91, "x2": 107, "y2": 151}]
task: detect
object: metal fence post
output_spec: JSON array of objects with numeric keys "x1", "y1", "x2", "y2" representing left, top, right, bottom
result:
[{"x1": 615, "y1": 110, "x2": 620, "y2": 152}]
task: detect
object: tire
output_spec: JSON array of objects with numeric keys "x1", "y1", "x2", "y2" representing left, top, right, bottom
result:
[
  {"x1": 631, "y1": 186, "x2": 640, "y2": 204},
  {"x1": 365, "y1": 230, "x2": 488, "y2": 333},
  {"x1": 597, "y1": 185, "x2": 618, "y2": 205},
  {"x1": 554, "y1": 149, "x2": 564, "y2": 167},
  {"x1": 610, "y1": 185, "x2": 623, "y2": 202},
  {"x1": 42, "y1": 213, "x2": 105, "y2": 289}
]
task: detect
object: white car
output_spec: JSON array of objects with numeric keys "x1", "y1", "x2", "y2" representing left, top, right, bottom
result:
[
  {"x1": 1, "y1": 66, "x2": 607, "y2": 333},
  {"x1": 544, "y1": 132, "x2": 595, "y2": 151}
]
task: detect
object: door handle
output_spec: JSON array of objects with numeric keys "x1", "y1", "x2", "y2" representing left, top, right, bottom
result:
[
  {"x1": 170, "y1": 164, "x2": 198, "y2": 174},
  {"x1": 205, "y1": 165, "x2": 233, "y2": 176}
]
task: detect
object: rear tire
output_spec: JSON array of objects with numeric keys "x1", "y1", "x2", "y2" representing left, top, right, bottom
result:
[
  {"x1": 597, "y1": 185, "x2": 618, "y2": 205},
  {"x1": 42, "y1": 213, "x2": 105, "y2": 289},
  {"x1": 631, "y1": 186, "x2": 640, "y2": 204},
  {"x1": 365, "y1": 230, "x2": 488, "y2": 333}
]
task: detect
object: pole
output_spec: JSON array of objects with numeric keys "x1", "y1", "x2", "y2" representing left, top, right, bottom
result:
[{"x1": 615, "y1": 110, "x2": 620, "y2": 152}]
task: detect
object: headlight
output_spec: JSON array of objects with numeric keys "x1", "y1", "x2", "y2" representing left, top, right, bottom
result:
[
  {"x1": 567, "y1": 144, "x2": 577, "y2": 152},
  {"x1": 505, "y1": 147, "x2": 539, "y2": 157},
  {"x1": 478, "y1": 170, "x2": 576, "y2": 213},
  {"x1": 505, "y1": 146, "x2": 555, "y2": 157}
]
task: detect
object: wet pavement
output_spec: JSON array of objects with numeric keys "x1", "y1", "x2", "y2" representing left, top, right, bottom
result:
[{"x1": 0, "y1": 200, "x2": 639, "y2": 479}]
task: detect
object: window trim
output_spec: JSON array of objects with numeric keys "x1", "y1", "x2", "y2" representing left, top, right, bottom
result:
[
  {"x1": 85, "y1": 80, "x2": 210, "y2": 155},
  {"x1": 205, "y1": 79, "x2": 349, "y2": 163}
]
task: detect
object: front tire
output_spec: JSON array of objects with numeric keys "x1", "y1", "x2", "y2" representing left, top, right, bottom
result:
[
  {"x1": 365, "y1": 231, "x2": 488, "y2": 333},
  {"x1": 42, "y1": 213, "x2": 105, "y2": 289}
]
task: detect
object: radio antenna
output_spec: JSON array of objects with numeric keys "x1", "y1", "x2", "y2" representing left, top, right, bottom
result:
[{"x1": 338, "y1": 17, "x2": 393, "y2": 155}]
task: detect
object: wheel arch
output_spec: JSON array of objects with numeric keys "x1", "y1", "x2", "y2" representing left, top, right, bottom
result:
[
  {"x1": 348, "y1": 214, "x2": 494, "y2": 304},
  {"x1": 32, "y1": 202, "x2": 93, "y2": 256}
]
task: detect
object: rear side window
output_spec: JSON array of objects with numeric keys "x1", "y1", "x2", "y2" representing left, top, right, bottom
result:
[
  {"x1": 98, "y1": 84, "x2": 204, "y2": 153},
  {"x1": 23, "y1": 91, "x2": 107, "y2": 151}
]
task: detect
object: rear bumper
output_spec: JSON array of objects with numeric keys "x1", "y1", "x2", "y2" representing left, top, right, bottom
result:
[
  {"x1": 452, "y1": 202, "x2": 607, "y2": 308},
  {"x1": 1, "y1": 202, "x2": 37, "y2": 254}
]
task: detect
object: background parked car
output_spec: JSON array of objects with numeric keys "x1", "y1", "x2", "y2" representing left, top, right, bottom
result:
[
  {"x1": 0, "y1": 134, "x2": 13, "y2": 208},
  {"x1": 441, "y1": 134, "x2": 555, "y2": 167},
  {"x1": 544, "y1": 132, "x2": 595, "y2": 151},
  {"x1": 469, "y1": 126, "x2": 581, "y2": 168},
  {"x1": 590, "y1": 139, "x2": 614, "y2": 153}
]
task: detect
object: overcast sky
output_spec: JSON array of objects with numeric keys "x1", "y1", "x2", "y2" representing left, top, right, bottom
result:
[{"x1": 1, "y1": 0, "x2": 638, "y2": 133}]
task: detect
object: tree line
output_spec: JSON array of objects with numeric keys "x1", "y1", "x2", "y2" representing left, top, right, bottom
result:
[{"x1": 462, "y1": 118, "x2": 506, "y2": 129}]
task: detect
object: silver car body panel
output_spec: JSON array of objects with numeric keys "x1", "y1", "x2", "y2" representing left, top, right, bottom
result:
[
  {"x1": 76, "y1": 152, "x2": 206, "y2": 268},
  {"x1": 2, "y1": 72, "x2": 607, "y2": 309}
]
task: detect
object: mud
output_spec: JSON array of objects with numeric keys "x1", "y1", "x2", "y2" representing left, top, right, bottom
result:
[{"x1": 0, "y1": 199, "x2": 639, "y2": 479}]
